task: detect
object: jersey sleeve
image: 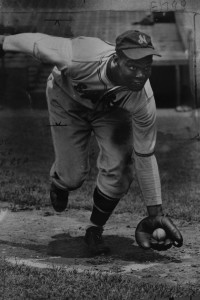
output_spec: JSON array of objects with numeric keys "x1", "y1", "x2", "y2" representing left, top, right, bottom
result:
[
  {"x1": 132, "y1": 80, "x2": 156, "y2": 156},
  {"x1": 132, "y1": 82, "x2": 162, "y2": 206},
  {"x1": 3, "y1": 33, "x2": 72, "y2": 70}
]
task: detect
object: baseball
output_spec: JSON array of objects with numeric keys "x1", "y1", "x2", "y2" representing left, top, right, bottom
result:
[{"x1": 152, "y1": 228, "x2": 166, "y2": 241}]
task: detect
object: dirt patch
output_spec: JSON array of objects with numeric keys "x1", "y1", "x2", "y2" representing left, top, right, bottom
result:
[{"x1": 0, "y1": 208, "x2": 200, "y2": 291}]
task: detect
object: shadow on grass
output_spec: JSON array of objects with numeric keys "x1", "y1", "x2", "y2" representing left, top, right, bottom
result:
[
  {"x1": 48, "y1": 234, "x2": 181, "y2": 263},
  {"x1": 0, "y1": 234, "x2": 181, "y2": 263}
]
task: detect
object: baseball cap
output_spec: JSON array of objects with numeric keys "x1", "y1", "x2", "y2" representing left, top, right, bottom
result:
[{"x1": 115, "y1": 30, "x2": 161, "y2": 60}]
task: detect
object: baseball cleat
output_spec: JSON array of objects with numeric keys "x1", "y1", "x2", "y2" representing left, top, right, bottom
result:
[
  {"x1": 84, "y1": 226, "x2": 110, "y2": 255},
  {"x1": 50, "y1": 183, "x2": 69, "y2": 212}
]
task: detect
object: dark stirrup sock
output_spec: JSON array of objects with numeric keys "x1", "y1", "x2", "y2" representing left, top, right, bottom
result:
[{"x1": 90, "y1": 187, "x2": 120, "y2": 227}]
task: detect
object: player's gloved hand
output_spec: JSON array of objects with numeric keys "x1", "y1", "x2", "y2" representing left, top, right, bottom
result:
[
  {"x1": 135, "y1": 215, "x2": 183, "y2": 251},
  {"x1": 0, "y1": 35, "x2": 5, "y2": 57}
]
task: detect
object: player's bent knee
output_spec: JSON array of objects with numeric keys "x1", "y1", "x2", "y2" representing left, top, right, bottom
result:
[
  {"x1": 51, "y1": 169, "x2": 87, "y2": 191},
  {"x1": 62, "y1": 174, "x2": 86, "y2": 191},
  {"x1": 98, "y1": 174, "x2": 133, "y2": 199}
]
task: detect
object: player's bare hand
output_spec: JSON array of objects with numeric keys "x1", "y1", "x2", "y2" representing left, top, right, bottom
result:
[{"x1": 135, "y1": 216, "x2": 183, "y2": 251}]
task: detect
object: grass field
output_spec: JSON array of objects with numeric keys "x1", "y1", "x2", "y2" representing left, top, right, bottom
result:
[
  {"x1": 0, "y1": 108, "x2": 200, "y2": 299},
  {"x1": 0, "y1": 257, "x2": 198, "y2": 300}
]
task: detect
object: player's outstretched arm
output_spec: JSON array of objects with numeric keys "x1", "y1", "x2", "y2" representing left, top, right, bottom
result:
[
  {"x1": 0, "y1": 33, "x2": 72, "y2": 70},
  {"x1": 132, "y1": 84, "x2": 183, "y2": 250}
]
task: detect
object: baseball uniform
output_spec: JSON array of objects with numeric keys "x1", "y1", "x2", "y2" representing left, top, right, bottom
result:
[
  {"x1": 3, "y1": 33, "x2": 162, "y2": 206},
  {"x1": 2, "y1": 32, "x2": 184, "y2": 255}
]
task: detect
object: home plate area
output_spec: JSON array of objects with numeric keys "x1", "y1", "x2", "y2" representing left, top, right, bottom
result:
[{"x1": 0, "y1": 209, "x2": 200, "y2": 295}]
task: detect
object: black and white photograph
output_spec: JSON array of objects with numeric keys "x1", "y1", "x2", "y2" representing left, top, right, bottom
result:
[{"x1": 0, "y1": 0, "x2": 200, "y2": 299}]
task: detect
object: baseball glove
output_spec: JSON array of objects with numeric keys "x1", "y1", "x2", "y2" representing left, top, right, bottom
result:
[{"x1": 135, "y1": 215, "x2": 183, "y2": 251}]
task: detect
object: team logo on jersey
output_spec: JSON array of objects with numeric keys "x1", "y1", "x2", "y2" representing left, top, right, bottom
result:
[
  {"x1": 74, "y1": 83, "x2": 87, "y2": 93},
  {"x1": 138, "y1": 34, "x2": 147, "y2": 45},
  {"x1": 74, "y1": 83, "x2": 104, "y2": 102}
]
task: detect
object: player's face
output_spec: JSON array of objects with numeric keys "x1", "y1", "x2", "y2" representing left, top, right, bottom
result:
[{"x1": 116, "y1": 55, "x2": 153, "y2": 91}]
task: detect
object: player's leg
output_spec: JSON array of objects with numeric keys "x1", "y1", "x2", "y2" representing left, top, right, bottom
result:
[
  {"x1": 46, "y1": 75, "x2": 92, "y2": 212},
  {"x1": 84, "y1": 107, "x2": 134, "y2": 255}
]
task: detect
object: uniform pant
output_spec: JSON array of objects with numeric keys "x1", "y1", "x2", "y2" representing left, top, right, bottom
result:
[{"x1": 46, "y1": 76, "x2": 135, "y2": 199}]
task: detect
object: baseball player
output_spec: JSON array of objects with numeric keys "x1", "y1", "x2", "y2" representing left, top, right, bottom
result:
[{"x1": 0, "y1": 30, "x2": 183, "y2": 255}]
